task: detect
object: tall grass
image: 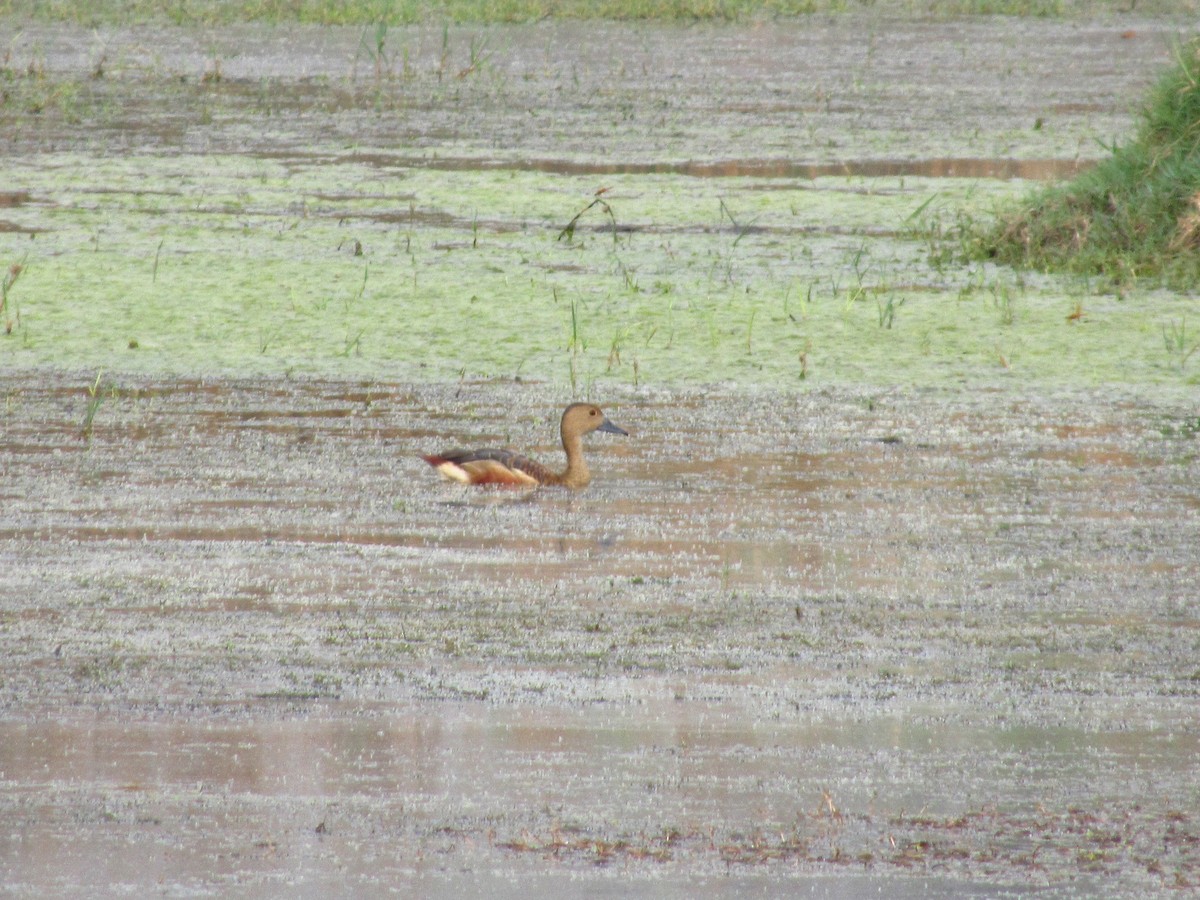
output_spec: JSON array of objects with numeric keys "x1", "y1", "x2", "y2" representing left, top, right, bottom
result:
[{"x1": 975, "y1": 38, "x2": 1200, "y2": 288}]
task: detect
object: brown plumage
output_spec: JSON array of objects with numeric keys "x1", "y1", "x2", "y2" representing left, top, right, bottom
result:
[{"x1": 422, "y1": 403, "x2": 627, "y2": 489}]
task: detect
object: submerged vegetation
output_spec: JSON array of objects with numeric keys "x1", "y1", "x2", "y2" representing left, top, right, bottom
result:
[
  {"x1": 976, "y1": 39, "x2": 1200, "y2": 288},
  {"x1": 2, "y1": 0, "x2": 1200, "y2": 25}
]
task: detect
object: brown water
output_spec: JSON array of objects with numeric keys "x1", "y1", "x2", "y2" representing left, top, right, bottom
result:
[{"x1": 2, "y1": 372, "x2": 1198, "y2": 896}]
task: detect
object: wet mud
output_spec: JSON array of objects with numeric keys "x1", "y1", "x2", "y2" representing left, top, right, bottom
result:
[{"x1": 2, "y1": 372, "x2": 1198, "y2": 896}]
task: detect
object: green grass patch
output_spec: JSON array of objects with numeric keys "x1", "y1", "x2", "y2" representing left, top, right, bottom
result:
[{"x1": 973, "y1": 39, "x2": 1200, "y2": 289}]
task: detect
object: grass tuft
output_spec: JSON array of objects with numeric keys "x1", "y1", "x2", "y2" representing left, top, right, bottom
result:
[{"x1": 972, "y1": 38, "x2": 1200, "y2": 288}]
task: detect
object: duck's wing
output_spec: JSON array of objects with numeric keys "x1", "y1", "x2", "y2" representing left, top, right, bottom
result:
[{"x1": 422, "y1": 448, "x2": 548, "y2": 486}]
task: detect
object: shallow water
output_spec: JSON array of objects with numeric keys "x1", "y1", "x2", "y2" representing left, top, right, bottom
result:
[{"x1": 2, "y1": 373, "x2": 1198, "y2": 896}]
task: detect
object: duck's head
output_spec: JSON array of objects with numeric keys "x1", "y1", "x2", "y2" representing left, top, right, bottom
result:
[{"x1": 562, "y1": 403, "x2": 628, "y2": 440}]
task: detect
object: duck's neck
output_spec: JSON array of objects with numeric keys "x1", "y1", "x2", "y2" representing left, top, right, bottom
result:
[{"x1": 559, "y1": 429, "x2": 591, "y2": 489}]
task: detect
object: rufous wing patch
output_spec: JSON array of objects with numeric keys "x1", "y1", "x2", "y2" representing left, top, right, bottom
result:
[{"x1": 423, "y1": 449, "x2": 547, "y2": 486}]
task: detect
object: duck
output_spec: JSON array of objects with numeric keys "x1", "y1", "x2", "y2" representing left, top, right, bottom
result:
[{"x1": 422, "y1": 403, "x2": 627, "y2": 489}]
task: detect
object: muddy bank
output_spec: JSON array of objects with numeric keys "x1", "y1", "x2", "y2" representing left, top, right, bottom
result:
[{"x1": 1, "y1": 371, "x2": 1197, "y2": 895}]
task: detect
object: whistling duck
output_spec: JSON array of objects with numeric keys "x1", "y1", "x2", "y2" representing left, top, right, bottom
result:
[{"x1": 422, "y1": 403, "x2": 627, "y2": 489}]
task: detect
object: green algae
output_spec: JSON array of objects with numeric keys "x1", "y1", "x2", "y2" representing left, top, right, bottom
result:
[
  {"x1": 2, "y1": 18, "x2": 1187, "y2": 397},
  {"x1": 3, "y1": 151, "x2": 1197, "y2": 392}
]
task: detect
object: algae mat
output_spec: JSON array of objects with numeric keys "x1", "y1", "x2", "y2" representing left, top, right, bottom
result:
[
  {"x1": 1, "y1": 18, "x2": 1197, "y2": 389},
  {"x1": 1, "y1": 15, "x2": 1199, "y2": 899}
]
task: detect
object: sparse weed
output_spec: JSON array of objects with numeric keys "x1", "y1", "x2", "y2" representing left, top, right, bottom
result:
[
  {"x1": 151, "y1": 239, "x2": 164, "y2": 282},
  {"x1": 201, "y1": 55, "x2": 222, "y2": 83},
  {"x1": 905, "y1": 191, "x2": 947, "y2": 260},
  {"x1": 612, "y1": 255, "x2": 639, "y2": 292},
  {"x1": 565, "y1": 291, "x2": 583, "y2": 353},
  {"x1": 2, "y1": 256, "x2": 26, "y2": 334},
  {"x1": 1160, "y1": 415, "x2": 1200, "y2": 439},
  {"x1": 560, "y1": 289, "x2": 585, "y2": 392},
  {"x1": 343, "y1": 261, "x2": 369, "y2": 312},
  {"x1": 710, "y1": 197, "x2": 762, "y2": 286},
  {"x1": 956, "y1": 266, "x2": 987, "y2": 303},
  {"x1": 876, "y1": 294, "x2": 904, "y2": 329},
  {"x1": 989, "y1": 279, "x2": 1016, "y2": 325},
  {"x1": 784, "y1": 282, "x2": 814, "y2": 323},
  {"x1": 607, "y1": 326, "x2": 626, "y2": 370},
  {"x1": 458, "y1": 32, "x2": 492, "y2": 79},
  {"x1": 81, "y1": 370, "x2": 106, "y2": 443},
  {"x1": 355, "y1": 20, "x2": 393, "y2": 81},
  {"x1": 258, "y1": 325, "x2": 281, "y2": 354},
  {"x1": 841, "y1": 243, "x2": 872, "y2": 310},
  {"x1": 558, "y1": 190, "x2": 618, "y2": 245},
  {"x1": 340, "y1": 328, "x2": 365, "y2": 356},
  {"x1": 718, "y1": 197, "x2": 759, "y2": 247},
  {"x1": 1162, "y1": 318, "x2": 1199, "y2": 370},
  {"x1": 437, "y1": 25, "x2": 450, "y2": 80}
]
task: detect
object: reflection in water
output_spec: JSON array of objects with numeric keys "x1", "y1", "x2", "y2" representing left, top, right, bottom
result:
[
  {"x1": 4, "y1": 705, "x2": 1196, "y2": 894},
  {"x1": 6, "y1": 704, "x2": 1196, "y2": 797}
]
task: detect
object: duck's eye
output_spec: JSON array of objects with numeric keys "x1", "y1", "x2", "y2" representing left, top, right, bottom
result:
[{"x1": 590, "y1": 409, "x2": 597, "y2": 416}]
